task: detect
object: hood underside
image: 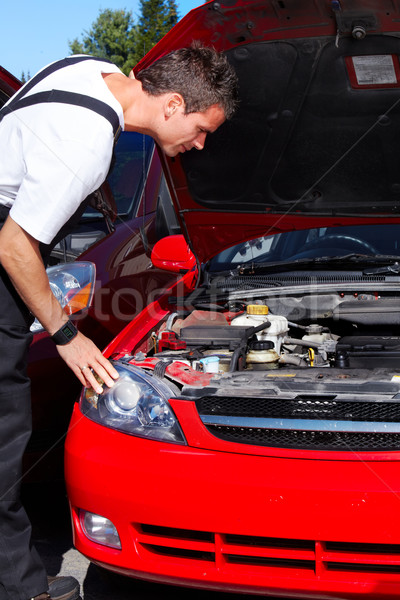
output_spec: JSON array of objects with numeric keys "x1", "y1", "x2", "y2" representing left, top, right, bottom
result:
[{"x1": 136, "y1": 0, "x2": 400, "y2": 262}]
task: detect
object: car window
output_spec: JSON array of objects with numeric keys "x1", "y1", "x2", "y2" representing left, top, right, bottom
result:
[
  {"x1": 50, "y1": 132, "x2": 156, "y2": 263},
  {"x1": 212, "y1": 236, "x2": 275, "y2": 266},
  {"x1": 83, "y1": 132, "x2": 154, "y2": 219},
  {"x1": 208, "y1": 224, "x2": 400, "y2": 271}
]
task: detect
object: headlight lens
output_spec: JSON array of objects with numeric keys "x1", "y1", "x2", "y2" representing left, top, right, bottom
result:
[
  {"x1": 80, "y1": 362, "x2": 186, "y2": 444},
  {"x1": 31, "y1": 262, "x2": 95, "y2": 333}
]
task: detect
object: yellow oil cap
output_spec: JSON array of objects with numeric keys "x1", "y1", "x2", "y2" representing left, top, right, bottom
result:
[{"x1": 247, "y1": 304, "x2": 269, "y2": 315}]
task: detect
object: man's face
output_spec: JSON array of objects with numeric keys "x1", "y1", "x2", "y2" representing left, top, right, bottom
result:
[{"x1": 159, "y1": 103, "x2": 226, "y2": 157}]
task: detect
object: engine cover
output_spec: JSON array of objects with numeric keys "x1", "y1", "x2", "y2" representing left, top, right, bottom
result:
[{"x1": 336, "y1": 336, "x2": 400, "y2": 368}]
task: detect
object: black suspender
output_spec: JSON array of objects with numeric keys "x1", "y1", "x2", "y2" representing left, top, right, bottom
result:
[{"x1": 0, "y1": 56, "x2": 121, "y2": 140}]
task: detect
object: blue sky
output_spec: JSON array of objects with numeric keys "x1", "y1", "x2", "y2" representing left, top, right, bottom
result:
[{"x1": 1, "y1": 0, "x2": 202, "y2": 79}]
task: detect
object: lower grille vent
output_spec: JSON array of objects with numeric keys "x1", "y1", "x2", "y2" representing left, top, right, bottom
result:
[
  {"x1": 326, "y1": 541, "x2": 400, "y2": 554},
  {"x1": 143, "y1": 544, "x2": 215, "y2": 562},
  {"x1": 135, "y1": 524, "x2": 400, "y2": 579},
  {"x1": 225, "y1": 555, "x2": 315, "y2": 570},
  {"x1": 140, "y1": 523, "x2": 213, "y2": 542},
  {"x1": 326, "y1": 562, "x2": 400, "y2": 574},
  {"x1": 225, "y1": 534, "x2": 314, "y2": 550}
]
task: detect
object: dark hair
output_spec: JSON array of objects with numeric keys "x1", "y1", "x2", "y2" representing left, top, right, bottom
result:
[{"x1": 136, "y1": 42, "x2": 239, "y2": 119}]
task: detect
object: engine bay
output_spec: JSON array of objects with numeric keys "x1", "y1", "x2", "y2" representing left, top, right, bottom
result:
[{"x1": 130, "y1": 288, "x2": 400, "y2": 384}]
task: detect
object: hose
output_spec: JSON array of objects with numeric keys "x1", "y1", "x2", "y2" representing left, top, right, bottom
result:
[{"x1": 279, "y1": 354, "x2": 308, "y2": 368}]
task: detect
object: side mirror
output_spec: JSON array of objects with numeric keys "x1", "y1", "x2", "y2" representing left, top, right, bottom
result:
[{"x1": 151, "y1": 235, "x2": 196, "y2": 273}]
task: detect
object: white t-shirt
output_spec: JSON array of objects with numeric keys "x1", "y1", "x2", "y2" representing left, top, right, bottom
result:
[{"x1": 0, "y1": 57, "x2": 124, "y2": 244}]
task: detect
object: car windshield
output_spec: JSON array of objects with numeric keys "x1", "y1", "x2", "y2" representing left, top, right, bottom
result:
[{"x1": 208, "y1": 223, "x2": 400, "y2": 272}]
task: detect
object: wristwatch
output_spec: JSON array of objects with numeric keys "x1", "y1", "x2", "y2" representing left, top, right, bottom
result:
[{"x1": 51, "y1": 320, "x2": 78, "y2": 345}]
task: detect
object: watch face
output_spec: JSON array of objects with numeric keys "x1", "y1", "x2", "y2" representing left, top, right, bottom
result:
[
  {"x1": 51, "y1": 321, "x2": 77, "y2": 345},
  {"x1": 63, "y1": 323, "x2": 76, "y2": 340}
]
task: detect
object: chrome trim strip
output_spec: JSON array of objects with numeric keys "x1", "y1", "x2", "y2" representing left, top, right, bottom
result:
[{"x1": 200, "y1": 415, "x2": 400, "y2": 433}]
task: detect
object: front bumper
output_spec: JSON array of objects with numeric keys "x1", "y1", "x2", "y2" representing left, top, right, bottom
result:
[{"x1": 65, "y1": 403, "x2": 400, "y2": 599}]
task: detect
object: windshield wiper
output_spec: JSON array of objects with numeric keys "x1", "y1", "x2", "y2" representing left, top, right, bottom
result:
[
  {"x1": 234, "y1": 254, "x2": 400, "y2": 275},
  {"x1": 235, "y1": 257, "x2": 325, "y2": 275},
  {"x1": 317, "y1": 254, "x2": 400, "y2": 274},
  {"x1": 363, "y1": 261, "x2": 400, "y2": 275}
]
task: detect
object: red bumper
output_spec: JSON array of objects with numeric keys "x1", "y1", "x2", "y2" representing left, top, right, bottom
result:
[{"x1": 65, "y1": 403, "x2": 400, "y2": 599}]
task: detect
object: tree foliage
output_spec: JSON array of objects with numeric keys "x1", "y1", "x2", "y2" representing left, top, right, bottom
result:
[
  {"x1": 20, "y1": 71, "x2": 31, "y2": 83},
  {"x1": 68, "y1": 9, "x2": 137, "y2": 75},
  {"x1": 68, "y1": 0, "x2": 179, "y2": 75},
  {"x1": 136, "y1": 0, "x2": 178, "y2": 59}
]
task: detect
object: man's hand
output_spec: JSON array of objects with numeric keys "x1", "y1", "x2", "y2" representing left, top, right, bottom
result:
[{"x1": 56, "y1": 331, "x2": 119, "y2": 393}]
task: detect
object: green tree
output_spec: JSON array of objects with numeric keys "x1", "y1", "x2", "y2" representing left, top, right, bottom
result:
[
  {"x1": 69, "y1": 9, "x2": 137, "y2": 75},
  {"x1": 135, "y1": 0, "x2": 178, "y2": 61},
  {"x1": 20, "y1": 71, "x2": 31, "y2": 83}
]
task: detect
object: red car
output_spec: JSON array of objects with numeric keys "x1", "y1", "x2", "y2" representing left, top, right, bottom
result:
[
  {"x1": 65, "y1": 1, "x2": 400, "y2": 598},
  {"x1": 0, "y1": 66, "x2": 20, "y2": 101},
  {"x1": 0, "y1": 66, "x2": 180, "y2": 478}
]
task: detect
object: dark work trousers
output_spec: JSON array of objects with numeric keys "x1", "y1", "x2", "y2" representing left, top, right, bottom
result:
[{"x1": 0, "y1": 206, "x2": 48, "y2": 599}]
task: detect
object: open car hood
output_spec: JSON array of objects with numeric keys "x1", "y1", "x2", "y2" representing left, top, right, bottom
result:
[
  {"x1": 0, "y1": 66, "x2": 20, "y2": 99},
  {"x1": 135, "y1": 0, "x2": 400, "y2": 263}
]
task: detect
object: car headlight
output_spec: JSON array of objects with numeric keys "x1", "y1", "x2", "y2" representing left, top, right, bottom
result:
[
  {"x1": 80, "y1": 362, "x2": 186, "y2": 444},
  {"x1": 31, "y1": 262, "x2": 96, "y2": 333}
]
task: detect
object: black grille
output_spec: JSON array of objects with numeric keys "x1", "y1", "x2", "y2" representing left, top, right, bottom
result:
[
  {"x1": 225, "y1": 534, "x2": 314, "y2": 550},
  {"x1": 206, "y1": 425, "x2": 400, "y2": 451},
  {"x1": 143, "y1": 544, "x2": 215, "y2": 562},
  {"x1": 140, "y1": 524, "x2": 214, "y2": 542},
  {"x1": 326, "y1": 562, "x2": 400, "y2": 574},
  {"x1": 137, "y1": 524, "x2": 400, "y2": 577},
  {"x1": 326, "y1": 541, "x2": 400, "y2": 554},
  {"x1": 225, "y1": 555, "x2": 315, "y2": 570},
  {"x1": 196, "y1": 396, "x2": 400, "y2": 423}
]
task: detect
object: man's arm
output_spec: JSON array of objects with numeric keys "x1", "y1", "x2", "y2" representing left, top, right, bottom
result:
[{"x1": 0, "y1": 216, "x2": 118, "y2": 392}]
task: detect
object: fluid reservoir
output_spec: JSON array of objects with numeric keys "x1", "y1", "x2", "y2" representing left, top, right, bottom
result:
[
  {"x1": 203, "y1": 349, "x2": 232, "y2": 372},
  {"x1": 246, "y1": 340, "x2": 279, "y2": 370},
  {"x1": 231, "y1": 304, "x2": 288, "y2": 353},
  {"x1": 199, "y1": 355, "x2": 220, "y2": 374},
  {"x1": 302, "y1": 324, "x2": 333, "y2": 344}
]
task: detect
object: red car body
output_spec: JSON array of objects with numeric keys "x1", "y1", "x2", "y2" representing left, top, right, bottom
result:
[
  {"x1": 66, "y1": 1, "x2": 400, "y2": 598},
  {"x1": 0, "y1": 66, "x2": 20, "y2": 98}
]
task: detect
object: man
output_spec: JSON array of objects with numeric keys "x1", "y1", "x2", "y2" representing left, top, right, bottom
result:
[{"x1": 0, "y1": 45, "x2": 238, "y2": 600}]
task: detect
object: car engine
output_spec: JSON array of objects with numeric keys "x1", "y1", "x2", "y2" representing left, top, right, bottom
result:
[{"x1": 142, "y1": 294, "x2": 400, "y2": 375}]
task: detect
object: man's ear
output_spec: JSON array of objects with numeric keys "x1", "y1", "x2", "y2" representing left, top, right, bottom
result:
[{"x1": 165, "y1": 93, "x2": 184, "y2": 118}]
